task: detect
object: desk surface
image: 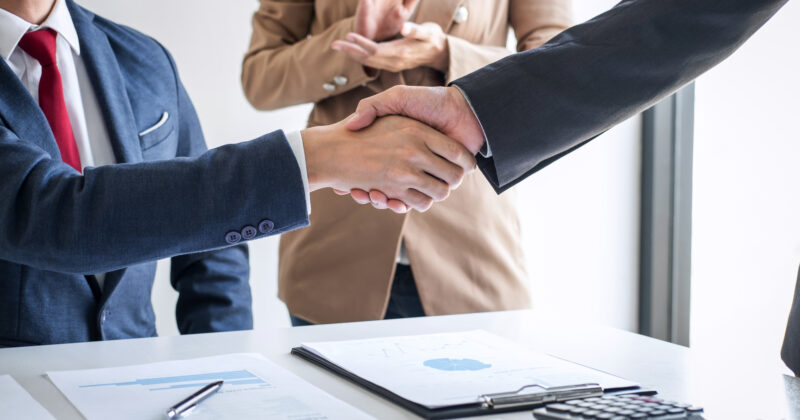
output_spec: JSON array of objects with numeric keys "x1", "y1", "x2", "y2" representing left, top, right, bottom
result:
[{"x1": 0, "y1": 310, "x2": 797, "y2": 419}]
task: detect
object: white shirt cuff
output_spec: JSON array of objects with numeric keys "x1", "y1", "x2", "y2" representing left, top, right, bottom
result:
[
  {"x1": 284, "y1": 130, "x2": 311, "y2": 214},
  {"x1": 452, "y1": 85, "x2": 492, "y2": 157}
]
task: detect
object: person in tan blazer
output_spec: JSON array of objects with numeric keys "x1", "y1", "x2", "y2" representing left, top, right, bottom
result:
[{"x1": 242, "y1": 0, "x2": 572, "y2": 325}]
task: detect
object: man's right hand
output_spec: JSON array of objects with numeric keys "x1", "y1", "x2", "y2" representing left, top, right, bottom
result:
[
  {"x1": 302, "y1": 115, "x2": 475, "y2": 212},
  {"x1": 353, "y1": 0, "x2": 420, "y2": 42}
]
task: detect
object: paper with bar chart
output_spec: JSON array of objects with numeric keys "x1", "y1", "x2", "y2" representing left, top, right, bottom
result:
[{"x1": 46, "y1": 353, "x2": 372, "y2": 420}]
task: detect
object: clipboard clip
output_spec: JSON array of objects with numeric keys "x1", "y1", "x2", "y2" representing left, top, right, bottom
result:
[{"x1": 480, "y1": 383, "x2": 603, "y2": 409}]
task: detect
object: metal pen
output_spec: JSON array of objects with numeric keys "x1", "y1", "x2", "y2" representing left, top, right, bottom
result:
[{"x1": 165, "y1": 380, "x2": 223, "y2": 418}]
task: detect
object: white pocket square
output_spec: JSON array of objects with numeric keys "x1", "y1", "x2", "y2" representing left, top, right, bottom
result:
[{"x1": 138, "y1": 111, "x2": 169, "y2": 136}]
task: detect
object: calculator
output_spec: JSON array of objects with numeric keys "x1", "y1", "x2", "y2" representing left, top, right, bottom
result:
[{"x1": 532, "y1": 393, "x2": 705, "y2": 419}]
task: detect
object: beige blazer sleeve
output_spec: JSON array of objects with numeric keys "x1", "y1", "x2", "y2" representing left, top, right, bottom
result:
[
  {"x1": 445, "y1": 0, "x2": 572, "y2": 83},
  {"x1": 242, "y1": 0, "x2": 379, "y2": 110}
]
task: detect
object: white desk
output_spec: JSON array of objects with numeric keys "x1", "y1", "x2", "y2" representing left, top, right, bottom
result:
[{"x1": 0, "y1": 310, "x2": 797, "y2": 419}]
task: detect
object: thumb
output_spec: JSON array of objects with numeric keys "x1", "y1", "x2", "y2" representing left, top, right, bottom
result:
[
  {"x1": 345, "y1": 107, "x2": 377, "y2": 131},
  {"x1": 346, "y1": 87, "x2": 407, "y2": 131}
]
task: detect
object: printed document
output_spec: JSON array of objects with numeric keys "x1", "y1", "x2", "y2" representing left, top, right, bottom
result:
[
  {"x1": 300, "y1": 330, "x2": 637, "y2": 408},
  {"x1": 0, "y1": 375, "x2": 55, "y2": 420},
  {"x1": 47, "y1": 353, "x2": 372, "y2": 420}
]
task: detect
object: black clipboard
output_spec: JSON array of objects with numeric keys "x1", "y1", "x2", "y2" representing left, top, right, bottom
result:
[{"x1": 291, "y1": 346, "x2": 651, "y2": 419}]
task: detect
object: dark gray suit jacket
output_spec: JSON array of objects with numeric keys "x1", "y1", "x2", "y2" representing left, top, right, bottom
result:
[
  {"x1": 451, "y1": 0, "x2": 788, "y2": 192},
  {"x1": 782, "y1": 266, "x2": 800, "y2": 376}
]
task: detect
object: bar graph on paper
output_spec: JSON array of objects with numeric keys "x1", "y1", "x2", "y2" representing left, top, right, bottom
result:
[
  {"x1": 79, "y1": 369, "x2": 271, "y2": 391},
  {"x1": 47, "y1": 353, "x2": 373, "y2": 420}
]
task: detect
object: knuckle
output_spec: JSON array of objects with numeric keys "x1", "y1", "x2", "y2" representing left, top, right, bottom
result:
[
  {"x1": 436, "y1": 184, "x2": 450, "y2": 201},
  {"x1": 396, "y1": 145, "x2": 416, "y2": 161},
  {"x1": 387, "y1": 85, "x2": 406, "y2": 97},
  {"x1": 420, "y1": 197, "x2": 434, "y2": 211},
  {"x1": 450, "y1": 166, "x2": 466, "y2": 185},
  {"x1": 401, "y1": 123, "x2": 421, "y2": 137},
  {"x1": 444, "y1": 141, "x2": 461, "y2": 159},
  {"x1": 388, "y1": 165, "x2": 414, "y2": 184},
  {"x1": 433, "y1": 185, "x2": 450, "y2": 202}
]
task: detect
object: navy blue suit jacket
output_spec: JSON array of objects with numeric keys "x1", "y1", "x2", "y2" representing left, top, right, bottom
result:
[
  {"x1": 0, "y1": 1, "x2": 308, "y2": 346},
  {"x1": 451, "y1": 0, "x2": 788, "y2": 192}
]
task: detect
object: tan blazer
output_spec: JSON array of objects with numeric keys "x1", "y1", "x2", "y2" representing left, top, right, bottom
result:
[{"x1": 243, "y1": 0, "x2": 571, "y2": 324}]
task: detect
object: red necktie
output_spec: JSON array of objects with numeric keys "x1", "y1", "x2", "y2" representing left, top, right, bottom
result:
[{"x1": 18, "y1": 29, "x2": 82, "y2": 172}]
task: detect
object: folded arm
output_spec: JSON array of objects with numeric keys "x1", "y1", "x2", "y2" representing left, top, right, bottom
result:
[{"x1": 241, "y1": 0, "x2": 381, "y2": 110}]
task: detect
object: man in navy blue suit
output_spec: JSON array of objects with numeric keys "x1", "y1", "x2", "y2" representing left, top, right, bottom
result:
[{"x1": 0, "y1": 0, "x2": 475, "y2": 346}]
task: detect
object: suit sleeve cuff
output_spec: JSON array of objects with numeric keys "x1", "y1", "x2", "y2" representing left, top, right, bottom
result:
[
  {"x1": 284, "y1": 130, "x2": 311, "y2": 214},
  {"x1": 452, "y1": 85, "x2": 492, "y2": 157}
]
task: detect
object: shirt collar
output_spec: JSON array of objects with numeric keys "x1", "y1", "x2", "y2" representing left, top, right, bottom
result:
[{"x1": 0, "y1": 0, "x2": 80, "y2": 61}]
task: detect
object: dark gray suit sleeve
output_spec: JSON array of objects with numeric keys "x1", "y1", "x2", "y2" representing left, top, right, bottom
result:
[
  {"x1": 451, "y1": 0, "x2": 788, "y2": 192},
  {"x1": 782, "y1": 265, "x2": 800, "y2": 376}
]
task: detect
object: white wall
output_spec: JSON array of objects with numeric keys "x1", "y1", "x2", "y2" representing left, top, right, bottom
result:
[
  {"x1": 691, "y1": 0, "x2": 800, "y2": 373},
  {"x1": 79, "y1": 0, "x2": 642, "y2": 335},
  {"x1": 514, "y1": 0, "x2": 641, "y2": 332}
]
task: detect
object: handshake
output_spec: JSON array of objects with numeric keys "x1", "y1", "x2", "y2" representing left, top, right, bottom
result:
[{"x1": 302, "y1": 85, "x2": 486, "y2": 213}]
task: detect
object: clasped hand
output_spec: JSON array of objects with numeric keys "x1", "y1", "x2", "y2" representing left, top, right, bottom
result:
[
  {"x1": 302, "y1": 114, "x2": 476, "y2": 212},
  {"x1": 334, "y1": 86, "x2": 486, "y2": 214},
  {"x1": 333, "y1": 22, "x2": 449, "y2": 73}
]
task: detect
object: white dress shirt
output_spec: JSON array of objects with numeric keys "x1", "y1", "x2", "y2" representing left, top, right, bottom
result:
[{"x1": 0, "y1": 0, "x2": 311, "y2": 287}]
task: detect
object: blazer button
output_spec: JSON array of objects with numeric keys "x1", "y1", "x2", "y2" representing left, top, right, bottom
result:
[
  {"x1": 453, "y1": 6, "x2": 469, "y2": 24},
  {"x1": 241, "y1": 225, "x2": 257, "y2": 240},
  {"x1": 323, "y1": 83, "x2": 336, "y2": 92},
  {"x1": 333, "y1": 75, "x2": 348, "y2": 86},
  {"x1": 258, "y1": 219, "x2": 275, "y2": 234},
  {"x1": 225, "y1": 231, "x2": 242, "y2": 244}
]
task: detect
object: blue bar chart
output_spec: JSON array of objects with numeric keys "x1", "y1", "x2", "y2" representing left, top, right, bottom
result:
[{"x1": 79, "y1": 370, "x2": 268, "y2": 391}]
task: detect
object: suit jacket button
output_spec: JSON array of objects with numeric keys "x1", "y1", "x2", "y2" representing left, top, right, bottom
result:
[
  {"x1": 225, "y1": 231, "x2": 242, "y2": 244},
  {"x1": 241, "y1": 225, "x2": 257, "y2": 240},
  {"x1": 323, "y1": 83, "x2": 336, "y2": 92},
  {"x1": 453, "y1": 6, "x2": 469, "y2": 24},
  {"x1": 258, "y1": 219, "x2": 275, "y2": 234},
  {"x1": 333, "y1": 75, "x2": 348, "y2": 86}
]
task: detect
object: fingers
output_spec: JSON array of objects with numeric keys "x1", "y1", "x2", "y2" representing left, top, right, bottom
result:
[
  {"x1": 333, "y1": 189, "x2": 350, "y2": 195},
  {"x1": 401, "y1": 22, "x2": 437, "y2": 41},
  {"x1": 369, "y1": 190, "x2": 410, "y2": 214},
  {"x1": 345, "y1": 33, "x2": 379, "y2": 54},
  {"x1": 331, "y1": 40, "x2": 371, "y2": 60},
  {"x1": 350, "y1": 189, "x2": 371, "y2": 204},
  {"x1": 402, "y1": 123, "x2": 473, "y2": 188},
  {"x1": 368, "y1": 190, "x2": 389, "y2": 210},
  {"x1": 346, "y1": 188, "x2": 410, "y2": 214},
  {"x1": 396, "y1": 189, "x2": 434, "y2": 212},
  {"x1": 422, "y1": 129, "x2": 477, "y2": 176},
  {"x1": 385, "y1": 198, "x2": 409, "y2": 213},
  {"x1": 410, "y1": 169, "x2": 452, "y2": 202}
]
